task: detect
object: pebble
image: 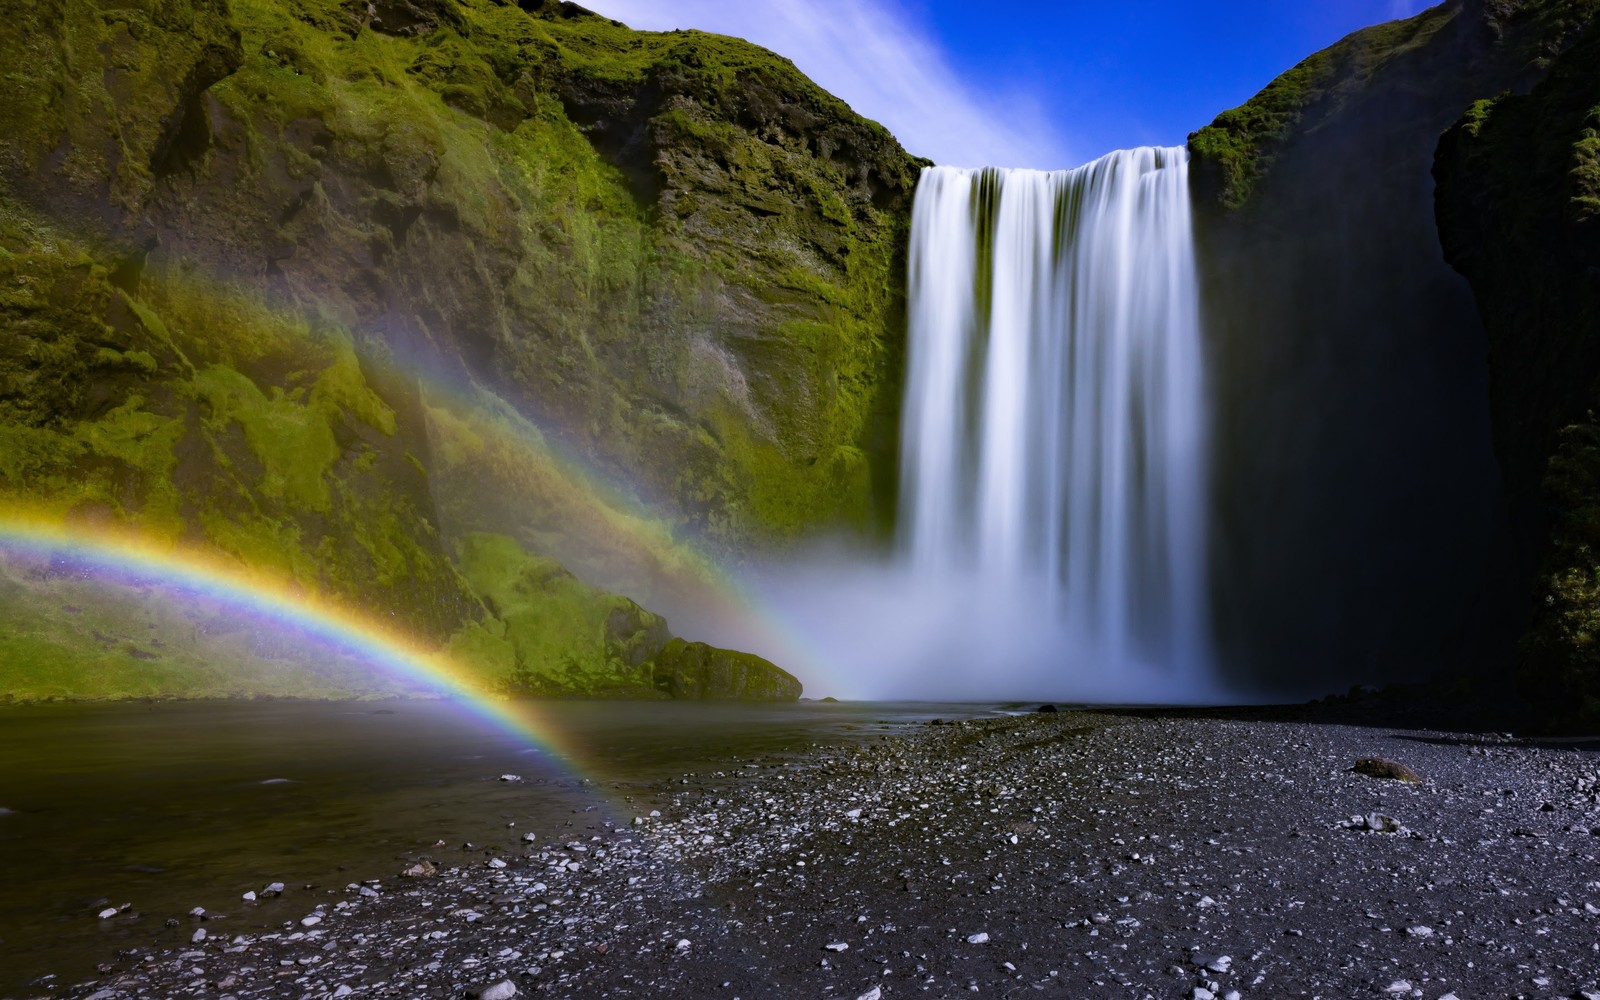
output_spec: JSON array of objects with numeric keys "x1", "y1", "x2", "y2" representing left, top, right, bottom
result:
[
  {"x1": 499, "y1": 774, "x2": 523, "y2": 783},
  {"x1": 96, "y1": 907, "x2": 119, "y2": 920},
  {"x1": 191, "y1": 928, "x2": 205, "y2": 943},
  {"x1": 241, "y1": 891, "x2": 256, "y2": 902},
  {"x1": 473, "y1": 981, "x2": 517, "y2": 1000},
  {"x1": 51, "y1": 709, "x2": 1600, "y2": 1000},
  {"x1": 261, "y1": 882, "x2": 284, "y2": 896},
  {"x1": 1193, "y1": 954, "x2": 1231, "y2": 973},
  {"x1": 856, "y1": 987, "x2": 882, "y2": 1000}
]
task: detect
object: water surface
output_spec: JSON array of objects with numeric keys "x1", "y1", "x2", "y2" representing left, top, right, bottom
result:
[{"x1": 0, "y1": 698, "x2": 998, "y2": 995}]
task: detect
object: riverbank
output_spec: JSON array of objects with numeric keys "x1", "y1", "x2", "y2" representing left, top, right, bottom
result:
[{"x1": 19, "y1": 706, "x2": 1600, "y2": 999}]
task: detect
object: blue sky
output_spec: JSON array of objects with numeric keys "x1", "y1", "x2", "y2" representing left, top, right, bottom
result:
[{"x1": 583, "y1": 0, "x2": 1434, "y2": 169}]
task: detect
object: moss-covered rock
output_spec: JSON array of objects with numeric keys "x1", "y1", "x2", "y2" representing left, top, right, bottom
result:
[
  {"x1": 1434, "y1": 15, "x2": 1600, "y2": 731},
  {"x1": 0, "y1": 0, "x2": 908, "y2": 698},
  {"x1": 650, "y1": 636, "x2": 801, "y2": 701},
  {"x1": 0, "y1": 0, "x2": 918, "y2": 550}
]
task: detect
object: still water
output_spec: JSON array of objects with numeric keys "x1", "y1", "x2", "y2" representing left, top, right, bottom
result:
[{"x1": 0, "y1": 698, "x2": 1001, "y2": 996}]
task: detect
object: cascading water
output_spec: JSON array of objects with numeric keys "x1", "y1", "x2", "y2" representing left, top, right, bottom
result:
[
  {"x1": 752, "y1": 147, "x2": 1216, "y2": 701},
  {"x1": 898, "y1": 147, "x2": 1210, "y2": 691}
]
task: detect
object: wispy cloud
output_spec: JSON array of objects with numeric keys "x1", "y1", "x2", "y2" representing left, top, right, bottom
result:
[
  {"x1": 1386, "y1": 0, "x2": 1429, "y2": 18},
  {"x1": 580, "y1": 0, "x2": 1076, "y2": 169}
]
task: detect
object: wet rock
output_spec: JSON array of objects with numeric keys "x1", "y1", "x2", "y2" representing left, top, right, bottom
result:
[
  {"x1": 468, "y1": 981, "x2": 517, "y2": 1000},
  {"x1": 1037, "y1": 704, "x2": 1058, "y2": 713},
  {"x1": 401, "y1": 860, "x2": 438, "y2": 878},
  {"x1": 261, "y1": 882, "x2": 285, "y2": 897}
]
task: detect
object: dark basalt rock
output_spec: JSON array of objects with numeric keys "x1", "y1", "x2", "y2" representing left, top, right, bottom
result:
[
  {"x1": 650, "y1": 638, "x2": 802, "y2": 701},
  {"x1": 1435, "y1": 11, "x2": 1600, "y2": 732},
  {"x1": 1187, "y1": 0, "x2": 1599, "y2": 701},
  {"x1": 349, "y1": 0, "x2": 465, "y2": 37}
]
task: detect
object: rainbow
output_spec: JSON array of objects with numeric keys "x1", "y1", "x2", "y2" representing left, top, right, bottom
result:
[{"x1": 0, "y1": 513, "x2": 584, "y2": 762}]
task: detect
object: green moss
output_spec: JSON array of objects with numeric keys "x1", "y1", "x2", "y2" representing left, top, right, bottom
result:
[
  {"x1": 0, "y1": 0, "x2": 913, "y2": 698},
  {"x1": 447, "y1": 532, "x2": 668, "y2": 696},
  {"x1": 1189, "y1": 7, "x2": 1456, "y2": 208}
]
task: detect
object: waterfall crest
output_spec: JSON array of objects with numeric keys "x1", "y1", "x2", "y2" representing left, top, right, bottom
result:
[{"x1": 897, "y1": 147, "x2": 1210, "y2": 688}]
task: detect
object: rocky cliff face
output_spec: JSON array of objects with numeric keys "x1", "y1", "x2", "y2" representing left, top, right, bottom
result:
[
  {"x1": 1435, "y1": 15, "x2": 1600, "y2": 729},
  {"x1": 0, "y1": 0, "x2": 916, "y2": 699},
  {"x1": 1188, "y1": 0, "x2": 1599, "y2": 699}
]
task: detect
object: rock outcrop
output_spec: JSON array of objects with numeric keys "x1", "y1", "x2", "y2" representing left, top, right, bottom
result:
[
  {"x1": 1188, "y1": 0, "x2": 1598, "y2": 698},
  {"x1": 650, "y1": 637, "x2": 802, "y2": 701},
  {"x1": 0, "y1": 0, "x2": 909, "y2": 699},
  {"x1": 1435, "y1": 13, "x2": 1600, "y2": 729}
]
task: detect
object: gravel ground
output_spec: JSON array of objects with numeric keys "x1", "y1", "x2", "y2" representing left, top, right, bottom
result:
[{"x1": 30, "y1": 708, "x2": 1600, "y2": 1000}]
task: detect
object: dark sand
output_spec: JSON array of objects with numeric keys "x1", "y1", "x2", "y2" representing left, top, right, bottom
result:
[{"x1": 32, "y1": 708, "x2": 1600, "y2": 1000}]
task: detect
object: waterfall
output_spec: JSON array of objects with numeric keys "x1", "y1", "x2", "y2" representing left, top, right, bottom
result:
[{"x1": 897, "y1": 147, "x2": 1210, "y2": 688}]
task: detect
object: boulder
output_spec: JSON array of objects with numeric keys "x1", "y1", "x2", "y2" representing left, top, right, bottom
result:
[{"x1": 650, "y1": 638, "x2": 801, "y2": 701}]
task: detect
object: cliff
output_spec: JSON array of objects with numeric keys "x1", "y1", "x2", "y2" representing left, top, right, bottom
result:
[
  {"x1": 1188, "y1": 0, "x2": 1599, "y2": 699},
  {"x1": 1435, "y1": 15, "x2": 1600, "y2": 728},
  {"x1": 0, "y1": 0, "x2": 924, "y2": 699}
]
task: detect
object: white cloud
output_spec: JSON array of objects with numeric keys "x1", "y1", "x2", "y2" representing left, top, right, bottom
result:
[
  {"x1": 1386, "y1": 0, "x2": 1428, "y2": 18},
  {"x1": 579, "y1": 0, "x2": 1076, "y2": 169}
]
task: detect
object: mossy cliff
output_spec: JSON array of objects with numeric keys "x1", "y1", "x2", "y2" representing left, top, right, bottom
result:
[
  {"x1": 1435, "y1": 17, "x2": 1600, "y2": 729},
  {"x1": 0, "y1": 0, "x2": 927, "y2": 699},
  {"x1": 1187, "y1": 0, "x2": 1599, "y2": 699},
  {"x1": 0, "y1": 0, "x2": 919, "y2": 547}
]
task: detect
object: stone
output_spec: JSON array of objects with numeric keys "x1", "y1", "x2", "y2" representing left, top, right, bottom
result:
[
  {"x1": 1405, "y1": 925, "x2": 1433, "y2": 938},
  {"x1": 97, "y1": 907, "x2": 119, "y2": 920},
  {"x1": 241, "y1": 891, "x2": 257, "y2": 902},
  {"x1": 401, "y1": 860, "x2": 437, "y2": 878},
  {"x1": 856, "y1": 988, "x2": 882, "y2": 1000},
  {"x1": 488, "y1": 858, "x2": 507, "y2": 869},
  {"x1": 261, "y1": 882, "x2": 285, "y2": 896},
  {"x1": 651, "y1": 639, "x2": 803, "y2": 701},
  {"x1": 1354, "y1": 758, "x2": 1423, "y2": 782},
  {"x1": 966, "y1": 931, "x2": 990, "y2": 944},
  {"x1": 824, "y1": 941, "x2": 849, "y2": 952},
  {"x1": 471, "y1": 982, "x2": 517, "y2": 1000},
  {"x1": 1037, "y1": 704, "x2": 1058, "y2": 713},
  {"x1": 499, "y1": 774, "x2": 523, "y2": 783},
  {"x1": 1193, "y1": 989, "x2": 1215, "y2": 1000},
  {"x1": 191, "y1": 928, "x2": 206, "y2": 943},
  {"x1": 301, "y1": 914, "x2": 321, "y2": 927},
  {"x1": 675, "y1": 938, "x2": 691, "y2": 952}
]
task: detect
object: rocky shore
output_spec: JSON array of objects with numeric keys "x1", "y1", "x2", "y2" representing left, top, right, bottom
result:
[{"x1": 29, "y1": 708, "x2": 1600, "y2": 999}]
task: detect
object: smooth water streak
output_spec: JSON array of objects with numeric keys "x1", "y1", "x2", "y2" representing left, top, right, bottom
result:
[{"x1": 896, "y1": 148, "x2": 1211, "y2": 694}]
